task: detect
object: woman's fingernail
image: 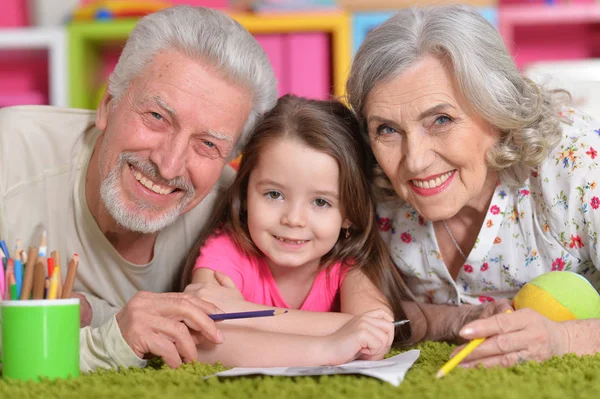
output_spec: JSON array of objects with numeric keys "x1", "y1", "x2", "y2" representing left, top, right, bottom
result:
[
  {"x1": 217, "y1": 330, "x2": 225, "y2": 343},
  {"x1": 461, "y1": 327, "x2": 474, "y2": 336}
]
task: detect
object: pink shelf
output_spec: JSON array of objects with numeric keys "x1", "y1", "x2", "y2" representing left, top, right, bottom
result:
[{"x1": 499, "y1": 4, "x2": 600, "y2": 69}]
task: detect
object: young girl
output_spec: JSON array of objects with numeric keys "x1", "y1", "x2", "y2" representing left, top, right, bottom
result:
[{"x1": 181, "y1": 95, "x2": 411, "y2": 367}]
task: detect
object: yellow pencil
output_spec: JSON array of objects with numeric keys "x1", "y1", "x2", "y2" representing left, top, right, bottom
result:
[
  {"x1": 47, "y1": 266, "x2": 60, "y2": 300},
  {"x1": 436, "y1": 310, "x2": 512, "y2": 378}
]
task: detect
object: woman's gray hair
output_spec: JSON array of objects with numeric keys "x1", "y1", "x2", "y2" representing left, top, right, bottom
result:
[
  {"x1": 347, "y1": 4, "x2": 569, "y2": 191},
  {"x1": 108, "y1": 5, "x2": 277, "y2": 154}
]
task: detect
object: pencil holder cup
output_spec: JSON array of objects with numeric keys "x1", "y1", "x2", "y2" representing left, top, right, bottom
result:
[{"x1": 1, "y1": 298, "x2": 80, "y2": 381}]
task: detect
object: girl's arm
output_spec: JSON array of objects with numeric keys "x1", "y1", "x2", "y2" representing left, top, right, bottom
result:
[
  {"x1": 187, "y1": 268, "x2": 353, "y2": 336},
  {"x1": 196, "y1": 310, "x2": 394, "y2": 367}
]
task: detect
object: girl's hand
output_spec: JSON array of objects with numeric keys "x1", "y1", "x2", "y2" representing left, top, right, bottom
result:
[
  {"x1": 322, "y1": 309, "x2": 395, "y2": 365},
  {"x1": 451, "y1": 308, "x2": 569, "y2": 368},
  {"x1": 184, "y1": 271, "x2": 245, "y2": 311}
]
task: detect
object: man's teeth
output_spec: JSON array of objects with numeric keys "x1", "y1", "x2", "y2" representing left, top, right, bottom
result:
[
  {"x1": 412, "y1": 171, "x2": 453, "y2": 189},
  {"x1": 276, "y1": 236, "x2": 307, "y2": 244},
  {"x1": 133, "y1": 170, "x2": 175, "y2": 195}
]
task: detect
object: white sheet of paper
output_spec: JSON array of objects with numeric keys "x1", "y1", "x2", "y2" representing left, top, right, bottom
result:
[{"x1": 208, "y1": 349, "x2": 420, "y2": 387}]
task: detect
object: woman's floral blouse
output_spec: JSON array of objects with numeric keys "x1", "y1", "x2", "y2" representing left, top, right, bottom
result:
[{"x1": 377, "y1": 108, "x2": 600, "y2": 305}]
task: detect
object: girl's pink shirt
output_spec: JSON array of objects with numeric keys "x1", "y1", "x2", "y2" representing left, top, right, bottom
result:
[{"x1": 193, "y1": 233, "x2": 348, "y2": 311}]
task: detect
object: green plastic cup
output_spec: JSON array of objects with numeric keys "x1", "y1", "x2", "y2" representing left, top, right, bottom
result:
[{"x1": 1, "y1": 298, "x2": 80, "y2": 381}]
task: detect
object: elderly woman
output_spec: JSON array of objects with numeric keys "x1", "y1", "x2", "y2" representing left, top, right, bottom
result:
[{"x1": 347, "y1": 5, "x2": 600, "y2": 367}]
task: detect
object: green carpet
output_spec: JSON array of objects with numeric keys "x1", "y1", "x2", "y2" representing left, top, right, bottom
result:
[{"x1": 1, "y1": 342, "x2": 600, "y2": 398}]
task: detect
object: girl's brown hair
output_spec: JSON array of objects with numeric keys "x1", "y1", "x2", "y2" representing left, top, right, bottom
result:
[{"x1": 181, "y1": 94, "x2": 411, "y2": 343}]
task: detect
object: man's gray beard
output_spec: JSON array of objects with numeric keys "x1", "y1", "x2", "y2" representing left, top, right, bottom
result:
[{"x1": 99, "y1": 152, "x2": 195, "y2": 234}]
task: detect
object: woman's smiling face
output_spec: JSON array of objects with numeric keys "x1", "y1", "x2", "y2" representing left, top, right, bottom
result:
[{"x1": 363, "y1": 55, "x2": 501, "y2": 221}]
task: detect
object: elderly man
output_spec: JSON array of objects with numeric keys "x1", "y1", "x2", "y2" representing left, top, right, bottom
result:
[{"x1": 0, "y1": 5, "x2": 277, "y2": 371}]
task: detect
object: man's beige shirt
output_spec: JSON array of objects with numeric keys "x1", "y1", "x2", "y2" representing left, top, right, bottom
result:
[{"x1": 0, "y1": 106, "x2": 233, "y2": 371}]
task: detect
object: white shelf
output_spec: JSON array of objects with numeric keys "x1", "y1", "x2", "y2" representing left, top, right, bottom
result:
[{"x1": 0, "y1": 27, "x2": 67, "y2": 107}]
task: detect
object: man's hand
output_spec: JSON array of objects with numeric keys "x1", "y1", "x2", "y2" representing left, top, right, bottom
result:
[
  {"x1": 115, "y1": 291, "x2": 225, "y2": 368},
  {"x1": 72, "y1": 292, "x2": 93, "y2": 327},
  {"x1": 450, "y1": 308, "x2": 570, "y2": 368}
]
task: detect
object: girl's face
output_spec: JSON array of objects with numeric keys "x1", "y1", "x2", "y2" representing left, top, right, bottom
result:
[
  {"x1": 363, "y1": 55, "x2": 501, "y2": 221},
  {"x1": 246, "y1": 137, "x2": 350, "y2": 274}
]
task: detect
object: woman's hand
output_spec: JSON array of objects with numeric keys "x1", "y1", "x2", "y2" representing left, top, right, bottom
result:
[
  {"x1": 322, "y1": 309, "x2": 395, "y2": 365},
  {"x1": 450, "y1": 299, "x2": 514, "y2": 343},
  {"x1": 184, "y1": 270, "x2": 245, "y2": 311},
  {"x1": 451, "y1": 308, "x2": 570, "y2": 368}
]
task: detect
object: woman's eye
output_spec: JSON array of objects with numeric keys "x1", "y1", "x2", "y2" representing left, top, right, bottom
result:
[
  {"x1": 313, "y1": 198, "x2": 330, "y2": 208},
  {"x1": 434, "y1": 115, "x2": 452, "y2": 125},
  {"x1": 376, "y1": 125, "x2": 397, "y2": 135},
  {"x1": 150, "y1": 112, "x2": 163, "y2": 121},
  {"x1": 266, "y1": 191, "x2": 282, "y2": 200}
]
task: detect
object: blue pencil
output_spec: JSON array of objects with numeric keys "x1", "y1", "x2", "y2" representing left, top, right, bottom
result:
[
  {"x1": 209, "y1": 309, "x2": 288, "y2": 321},
  {"x1": 14, "y1": 259, "x2": 23, "y2": 299},
  {"x1": 0, "y1": 240, "x2": 9, "y2": 261}
]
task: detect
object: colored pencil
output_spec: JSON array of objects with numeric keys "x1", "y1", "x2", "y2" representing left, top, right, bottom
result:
[
  {"x1": 47, "y1": 267, "x2": 60, "y2": 300},
  {"x1": 32, "y1": 260, "x2": 46, "y2": 300},
  {"x1": 13, "y1": 259, "x2": 23, "y2": 299},
  {"x1": 0, "y1": 240, "x2": 9, "y2": 260},
  {"x1": 20, "y1": 247, "x2": 38, "y2": 300},
  {"x1": 436, "y1": 310, "x2": 512, "y2": 378},
  {"x1": 209, "y1": 309, "x2": 288, "y2": 321},
  {"x1": 9, "y1": 273, "x2": 17, "y2": 300},
  {"x1": 0, "y1": 249, "x2": 4, "y2": 300},
  {"x1": 38, "y1": 231, "x2": 47, "y2": 258},
  {"x1": 61, "y1": 254, "x2": 79, "y2": 299},
  {"x1": 51, "y1": 250, "x2": 63, "y2": 299}
]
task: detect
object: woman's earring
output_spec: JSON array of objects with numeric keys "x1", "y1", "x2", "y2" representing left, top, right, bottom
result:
[{"x1": 344, "y1": 228, "x2": 350, "y2": 239}]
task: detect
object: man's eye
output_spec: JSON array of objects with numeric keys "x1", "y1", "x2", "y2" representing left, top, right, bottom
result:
[
  {"x1": 203, "y1": 140, "x2": 215, "y2": 148},
  {"x1": 151, "y1": 112, "x2": 163, "y2": 121}
]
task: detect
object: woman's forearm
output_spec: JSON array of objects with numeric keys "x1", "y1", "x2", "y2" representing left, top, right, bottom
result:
[
  {"x1": 565, "y1": 318, "x2": 600, "y2": 355},
  {"x1": 400, "y1": 301, "x2": 507, "y2": 344}
]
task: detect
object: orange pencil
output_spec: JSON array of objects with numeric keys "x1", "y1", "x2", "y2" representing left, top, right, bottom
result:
[{"x1": 61, "y1": 254, "x2": 79, "y2": 299}]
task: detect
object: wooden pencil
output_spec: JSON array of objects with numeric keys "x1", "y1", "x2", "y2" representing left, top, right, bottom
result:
[
  {"x1": 61, "y1": 254, "x2": 79, "y2": 299},
  {"x1": 19, "y1": 246, "x2": 38, "y2": 300},
  {"x1": 51, "y1": 250, "x2": 63, "y2": 299},
  {"x1": 32, "y1": 260, "x2": 46, "y2": 300}
]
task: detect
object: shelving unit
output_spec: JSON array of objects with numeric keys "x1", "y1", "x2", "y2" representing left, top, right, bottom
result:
[
  {"x1": 499, "y1": 4, "x2": 600, "y2": 69},
  {"x1": 68, "y1": 11, "x2": 351, "y2": 109},
  {"x1": 0, "y1": 27, "x2": 67, "y2": 107}
]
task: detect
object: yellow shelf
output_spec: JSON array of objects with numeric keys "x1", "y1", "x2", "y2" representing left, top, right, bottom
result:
[{"x1": 68, "y1": 12, "x2": 351, "y2": 109}]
